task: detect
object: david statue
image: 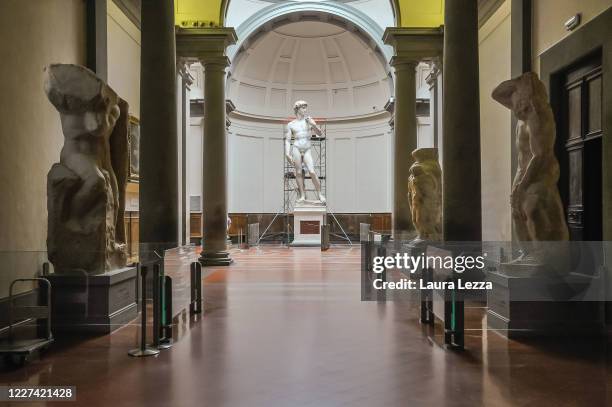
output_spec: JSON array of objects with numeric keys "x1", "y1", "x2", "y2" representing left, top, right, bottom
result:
[{"x1": 285, "y1": 100, "x2": 326, "y2": 204}]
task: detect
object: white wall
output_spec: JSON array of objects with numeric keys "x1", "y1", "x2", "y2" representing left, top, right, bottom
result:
[
  {"x1": 188, "y1": 118, "x2": 204, "y2": 209},
  {"x1": 533, "y1": 0, "x2": 611, "y2": 73},
  {"x1": 187, "y1": 114, "x2": 392, "y2": 214},
  {"x1": 107, "y1": 0, "x2": 141, "y2": 118},
  {"x1": 0, "y1": 0, "x2": 86, "y2": 296},
  {"x1": 479, "y1": 0, "x2": 512, "y2": 241}
]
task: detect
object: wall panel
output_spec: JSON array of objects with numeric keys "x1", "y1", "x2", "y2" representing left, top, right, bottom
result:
[
  {"x1": 356, "y1": 134, "x2": 387, "y2": 212},
  {"x1": 188, "y1": 116, "x2": 392, "y2": 214}
]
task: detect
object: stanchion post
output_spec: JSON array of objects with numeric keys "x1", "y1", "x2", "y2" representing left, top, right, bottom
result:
[
  {"x1": 152, "y1": 263, "x2": 161, "y2": 348},
  {"x1": 158, "y1": 275, "x2": 173, "y2": 349},
  {"x1": 128, "y1": 265, "x2": 160, "y2": 357},
  {"x1": 190, "y1": 262, "x2": 203, "y2": 314}
]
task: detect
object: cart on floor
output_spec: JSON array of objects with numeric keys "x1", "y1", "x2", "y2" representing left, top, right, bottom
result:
[{"x1": 0, "y1": 278, "x2": 54, "y2": 366}]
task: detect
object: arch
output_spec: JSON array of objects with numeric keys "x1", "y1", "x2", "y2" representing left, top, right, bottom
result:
[
  {"x1": 221, "y1": 0, "x2": 401, "y2": 28},
  {"x1": 226, "y1": 1, "x2": 394, "y2": 64},
  {"x1": 220, "y1": 0, "x2": 230, "y2": 26},
  {"x1": 390, "y1": 0, "x2": 401, "y2": 26},
  {"x1": 175, "y1": 0, "x2": 444, "y2": 29}
]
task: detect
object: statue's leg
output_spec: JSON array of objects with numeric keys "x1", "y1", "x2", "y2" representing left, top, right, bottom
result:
[
  {"x1": 303, "y1": 149, "x2": 325, "y2": 202},
  {"x1": 291, "y1": 147, "x2": 305, "y2": 201}
]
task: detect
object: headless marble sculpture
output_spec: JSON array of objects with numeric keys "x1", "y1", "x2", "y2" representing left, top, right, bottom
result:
[
  {"x1": 45, "y1": 64, "x2": 128, "y2": 274},
  {"x1": 285, "y1": 100, "x2": 326, "y2": 204},
  {"x1": 408, "y1": 148, "x2": 442, "y2": 242},
  {"x1": 492, "y1": 72, "x2": 569, "y2": 263}
]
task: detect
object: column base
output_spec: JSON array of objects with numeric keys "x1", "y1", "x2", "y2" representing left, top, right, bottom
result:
[{"x1": 199, "y1": 251, "x2": 233, "y2": 267}]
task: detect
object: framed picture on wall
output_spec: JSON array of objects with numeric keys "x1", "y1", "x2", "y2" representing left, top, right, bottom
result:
[{"x1": 128, "y1": 115, "x2": 140, "y2": 181}]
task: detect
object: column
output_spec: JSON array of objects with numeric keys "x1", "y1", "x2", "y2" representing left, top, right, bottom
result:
[
  {"x1": 391, "y1": 57, "x2": 418, "y2": 236},
  {"x1": 383, "y1": 28, "x2": 443, "y2": 238},
  {"x1": 426, "y1": 59, "x2": 441, "y2": 149},
  {"x1": 178, "y1": 62, "x2": 193, "y2": 246},
  {"x1": 442, "y1": 0, "x2": 482, "y2": 242},
  {"x1": 177, "y1": 28, "x2": 237, "y2": 266},
  {"x1": 140, "y1": 0, "x2": 178, "y2": 257}
]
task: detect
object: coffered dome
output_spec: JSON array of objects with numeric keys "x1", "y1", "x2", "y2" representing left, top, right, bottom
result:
[{"x1": 227, "y1": 21, "x2": 392, "y2": 119}]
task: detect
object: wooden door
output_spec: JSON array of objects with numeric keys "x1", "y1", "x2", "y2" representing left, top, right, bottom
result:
[{"x1": 560, "y1": 54, "x2": 603, "y2": 241}]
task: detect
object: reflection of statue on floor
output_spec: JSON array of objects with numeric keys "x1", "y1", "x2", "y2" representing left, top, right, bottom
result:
[
  {"x1": 285, "y1": 100, "x2": 326, "y2": 204},
  {"x1": 408, "y1": 148, "x2": 442, "y2": 242},
  {"x1": 45, "y1": 64, "x2": 128, "y2": 274},
  {"x1": 492, "y1": 72, "x2": 569, "y2": 264}
]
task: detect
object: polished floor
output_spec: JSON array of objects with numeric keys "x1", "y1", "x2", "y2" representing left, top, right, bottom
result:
[{"x1": 1, "y1": 246, "x2": 610, "y2": 406}]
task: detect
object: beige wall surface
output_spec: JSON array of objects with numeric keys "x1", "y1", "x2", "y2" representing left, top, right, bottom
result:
[
  {"x1": 0, "y1": 0, "x2": 86, "y2": 296},
  {"x1": 533, "y1": 0, "x2": 612, "y2": 72},
  {"x1": 479, "y1": 0, "x2": 512, "y2": 242},
  {"x1": 107, "y1": 0, "x2": 141, "y2": 118}
]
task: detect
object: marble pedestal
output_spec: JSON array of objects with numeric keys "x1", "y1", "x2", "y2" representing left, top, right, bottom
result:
[
  {"x1": 291, "y1": 203, "x2": 326, "y2": 247},
  {"x1": 487, "y1": 262, "x2": 604, "y2": 338},
  {"x1": 46, "y1": 266, "x2": 138, "y2": 334}
]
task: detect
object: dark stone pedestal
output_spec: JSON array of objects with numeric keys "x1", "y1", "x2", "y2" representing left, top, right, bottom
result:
[
  {"x1": 46, "y1": 267, "x2": 138, "y2": 334},
  {"x1": 487, "y1": 264, "x2": 604, "y2": 338}
]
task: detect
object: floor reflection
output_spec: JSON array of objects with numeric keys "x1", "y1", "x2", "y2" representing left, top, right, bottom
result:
[{"x1": 0, "y1": 246, "x2": 609, "y2": 406}]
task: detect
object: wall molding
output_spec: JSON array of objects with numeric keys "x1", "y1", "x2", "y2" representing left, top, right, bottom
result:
[
  {"x1": 478, "y1": 0, "x2": 506, "y2": 28},
  {"x1": 111, "y1": 0, "x2": 141, "y2": 29}
]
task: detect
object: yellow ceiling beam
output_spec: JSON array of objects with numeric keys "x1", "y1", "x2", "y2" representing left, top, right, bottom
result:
[
  {"x1": 398, "y1": 0, "x2": 444, "y2": 27},
  {"x1": 175, "y1": 0, "x2": 224, "y2": 27},
  {"x1": 174, "y1": 0, "x2": 444, "y2": 28}
]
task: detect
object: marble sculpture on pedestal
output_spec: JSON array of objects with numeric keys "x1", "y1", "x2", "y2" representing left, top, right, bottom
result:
[
  {"x1": 407, "y1": 148, "x2": 442, "y2": 242},
  {"x1": 492, "y1": 72, "x2": 569, "y2": 263},
  {"x1": 285, "y1": 100, "x2": 326, "y2": 205},
  {"x1": 45, "y1": 64, "x2": 129, "y2": 274}
]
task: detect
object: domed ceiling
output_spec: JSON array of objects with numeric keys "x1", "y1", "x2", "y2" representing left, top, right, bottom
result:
[{"x1": 227, "y1": 21, "x2": 392, "y2": 119}]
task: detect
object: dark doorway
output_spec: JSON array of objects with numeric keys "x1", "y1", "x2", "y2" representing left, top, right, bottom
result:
[{"x1": 558, "y1": 52, "x2": 603, "y2": 242}]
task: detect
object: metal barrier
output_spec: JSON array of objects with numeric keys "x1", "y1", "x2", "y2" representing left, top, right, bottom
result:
[
  {"x1": 359, "y1": 223, "x2": 370, "y2": 242},
  {"x1": 190, "y1": 262, "x2": 203, "y2": 314},
  {"x1": 321, "y1": 224, "x2": 330, "y2": 251},
  {"x1": 248, "y1": 223, "x2": 260, "y2": 248},
  {"x1": 128, "y1": 264, "x2": 159, "y2": 357},
  {"x1": 158, "y1": 275, "x2": 173, "y2": 349}
]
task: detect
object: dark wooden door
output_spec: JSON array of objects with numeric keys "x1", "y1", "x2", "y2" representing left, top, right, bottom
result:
[{"x1": 560, "y1": 54, "x2": 603, "y2": 241}]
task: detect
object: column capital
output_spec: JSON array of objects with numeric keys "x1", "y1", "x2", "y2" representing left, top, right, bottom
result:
[
  {"x1": 384, "y1": 97, "x2": 395, "y2": 114},
  {"x1": 426, "y1": 58, "x2": 442, "y2": 87},
  {"x1": 389, "y1": 56, "x2": 419, "y2": 70},
  {"x1": 200, "y1": 56, "x2": 231, "y2": 70},
  {"x1": 382, "y1": 27, "x2": 444, "y2": 61},
  {"x1": 225, "y1": 99, "x2": 236, "y2": 114},
  {"x1": 176, "y1": 27, "x2": 237, "y2": 65}
]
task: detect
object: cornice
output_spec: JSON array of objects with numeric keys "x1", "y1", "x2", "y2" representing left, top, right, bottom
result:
[
  {"x1": 176, "y1": 27, "x2": 237, "y2": 62},
  {"x1": 383, "y1": 27, "x2": 444, "y2": 61}
]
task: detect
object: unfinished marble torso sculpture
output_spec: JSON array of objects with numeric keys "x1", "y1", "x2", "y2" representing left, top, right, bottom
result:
[
  {"x1": 408, "y1": 148, "x2": 442, "y2": 242},
  {"x1": 45, "y1": 64, "x2": 128, "y2": 274},
  {"x1": 492, "y1": 72, "x2": 569, "y2": 263}
]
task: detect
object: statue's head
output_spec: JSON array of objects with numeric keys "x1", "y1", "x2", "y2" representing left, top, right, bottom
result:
[
  {"x1": 293, "y1": 100, "x2": 308, "y2": 116},
  {"x1": 492, "y1": 72, "x2": 549, "y2": 120},
  {"x1": 412, "y1": 148, "x2": 438, "y2": 162},
  {"x1": 44, "y1": 64, "x2": 120, "y2": 137}
]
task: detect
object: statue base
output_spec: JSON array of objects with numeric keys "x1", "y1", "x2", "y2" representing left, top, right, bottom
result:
[
  {"x1": 291, "y1": 203, "x2": 326, "y2": 247},
  {"x1": 46, "y1": 266, "x2": 138, "y2": 335},
  {"x1": 487, "y1": 261, "x2": 604, "y2": 338}
]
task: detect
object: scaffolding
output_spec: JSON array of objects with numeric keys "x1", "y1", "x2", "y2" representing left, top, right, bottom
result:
[{"x1": 258, "y1": 119, "x2": 351, "y2": 245}]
